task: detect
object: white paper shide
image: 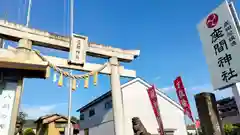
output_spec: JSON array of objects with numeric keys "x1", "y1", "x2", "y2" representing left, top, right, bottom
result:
[{"x1": 198, "y1": 1, "x2": 240, "y2": 90}]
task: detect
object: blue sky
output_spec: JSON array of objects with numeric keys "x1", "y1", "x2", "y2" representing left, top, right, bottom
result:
[{"x1": 0, "y1": 0, "x2": 236, "y2": 122}]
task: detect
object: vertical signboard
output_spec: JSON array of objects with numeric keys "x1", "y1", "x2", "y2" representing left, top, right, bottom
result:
[
  {"x1": 174, "y1": 76, "x2": 194, "y2": 122},
  {"x1": 147, "y1": 85, "x2": 165, "y2": 135},
  {"x1": 197, "y1": 0, "x2": 240, "y2": 90},
  {"x1": 69, "y1": 34, "x2": 88, "y2": 65},
  {"x1": 0, "y1": 82, "x2": 16, "y2": 135}
]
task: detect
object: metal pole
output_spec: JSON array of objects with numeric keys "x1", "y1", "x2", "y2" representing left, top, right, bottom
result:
[
  {"x1": 26, "y1": 0, "x2": 32, "y2": 27},
  {"x1": 67, "y1": 0, "x2": 74, "y2": 134},
  {"x1": 110, "y1": 57, "x2": 125, "y2": 135},
  {"x1": 66, "y1": 77, "x2": 72, "y2": 135},
  {"x1": 231, "y1": 83, "x2": 240, "y2": 114}
]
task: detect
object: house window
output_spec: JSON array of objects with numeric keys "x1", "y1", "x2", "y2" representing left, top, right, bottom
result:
[
  {"x1": 55, "y1": 123, "x2": 66, "y2": 128},
  {"x1": 105, "y1": 100, "x2": 112, "y2": 110},
  {"x1": 80, "y1": 114, "x2": 84, "y2": 120},
  {"x1": 89, "y1": 109, "x2": 95, "y2": 117}
]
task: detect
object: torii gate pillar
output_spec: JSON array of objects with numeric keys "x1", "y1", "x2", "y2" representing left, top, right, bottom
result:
[
  {"x1": 0, "y1": 38, "x2": 48, "y2": 135},
  {"x1": 8, "y1": 39, "x2": 32, "y2": 135},
  {"x1": 110, "y1": 57, "x2": 125, "y2": 135}
]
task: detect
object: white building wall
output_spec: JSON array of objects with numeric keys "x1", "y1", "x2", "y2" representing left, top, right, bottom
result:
[
  {"x1": 79, "y1": 79, "x2": 187, "y2": 135},
  {"x1": 122, "y1": 80, "x2": 187, "y2": 135}
]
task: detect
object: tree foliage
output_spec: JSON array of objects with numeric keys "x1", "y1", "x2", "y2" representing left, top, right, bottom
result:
[
  {"x1": 15, "y1": 111, "x2": 28, "y2": 135},
  {"x1": 224, "y1": 123, "x2": 239, "y2": 135},
  {"x1": 17, "y1": 111, "x2": 28, "y2": 124},
  {"x1": 23, "y1": 128, "x2": 35, "y2": 135},
  {"x1": 71, "y1": 116, "x2": 79, "y2": 123}
]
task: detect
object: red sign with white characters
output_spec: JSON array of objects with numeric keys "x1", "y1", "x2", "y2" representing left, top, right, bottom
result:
[
  {"x1": 147, "y1": 85, "x2": 165, "y2": 135},
  {"x1": 174, "y1": 76, "x2": 194, "y2": 122}
]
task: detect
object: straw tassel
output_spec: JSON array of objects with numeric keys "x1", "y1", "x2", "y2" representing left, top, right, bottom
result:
[
  {"x1": 84, "y1": 76, "x2": 89, "y2": 88},
  {"x1": 72, "y1": 78, "x2": 76, "y2": 91},
  {"x1": 45, "y1": 67, "x2": 51, "y2": 78},
  {"x1": 93, "y1": 72, "x2": 98, "y2": 86},
  {"x1": 58, "y1": 73, "x2": 63, "y2": 87}
]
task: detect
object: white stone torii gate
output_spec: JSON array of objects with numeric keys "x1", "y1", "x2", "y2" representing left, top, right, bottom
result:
[{"x1": 0, "y1": 20, "x2": 140, "y2": 135}]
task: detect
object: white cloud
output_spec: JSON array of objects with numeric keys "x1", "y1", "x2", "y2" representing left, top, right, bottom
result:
[
  {"x1": 21, "y1": 102, "x2": 67, "y2": 119},
  {"x1": 158, "y1": 84, "x2": 213, "y2": 94},
  {"x1": 189, "y1": 84, "x2": 233, "y2": 100},
  {"x1": 190, "y1": 84, "x2": 213, "y2": 92},
  {"x1": 160, "y1": 85, "x2": 175, "y2": 93},
  {"x1": 153, "y1": 76, "x2": 161, "y2": 81}
]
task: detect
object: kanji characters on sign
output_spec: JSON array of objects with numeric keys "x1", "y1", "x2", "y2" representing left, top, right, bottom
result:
[
  {"x1": 0, "y1": 124, "x2": 4, "y2": 129},
  {"x1": 208, "y1": 17, "x2": 239, "y2": 83},
  {"x1": 3, "y1": 94, "x2": 11, "y2": 99},
  {"x1": 209, "y1": 23, "x2": 238, "y2": 83},
  {"x1": 221, "y1": 68, "x2": 238, "y2": 82},
  {"x1": 214, "y1": 39, "x2": 228, "y2": 55},
  {"x1": 2, "y1": 104, "x2": 9, "y2": 110},
  {"x1": 211, "y1": 27, "x2": 224, "y2": 43},
  {"x1": 198, "y1": 1, "x2": 240, "y2": 89},
  {"x1": 75, "y1": 40, "x2": 82, "y2": 60},
  {"x1": 174, "y1": 76, "x2": 194, "y2": 122},
  {"x1": 224, "y1": 20, "x2": 237, "y2": 46},
  {"x1": 218, "y1": 53, "x2": 232, "y2": 67},
  {"x1": 147, "y1": 85, "x2": 164, "y2": 135}
]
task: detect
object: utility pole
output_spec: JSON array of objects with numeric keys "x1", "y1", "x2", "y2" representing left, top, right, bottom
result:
[{"x1": 66, "y1": 0, "x2": 74, "y2": 134}]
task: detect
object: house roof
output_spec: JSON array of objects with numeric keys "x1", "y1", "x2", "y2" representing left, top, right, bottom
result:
[
  {"x1": 35, "y1": 113, "x2": 76, "y2": 124},
  {"x1": 76, "y1": 77, "x2": 183, "y2": 113}
]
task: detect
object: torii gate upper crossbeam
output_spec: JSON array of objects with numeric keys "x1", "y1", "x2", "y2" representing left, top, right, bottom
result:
[{"x1": 0, "y1": 20, "x2": 140, "y2": 62}]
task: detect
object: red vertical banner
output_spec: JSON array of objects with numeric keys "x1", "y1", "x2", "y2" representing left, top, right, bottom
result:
[
  {"x1": 147, "y1": 85, "x2": 165, "y2": 135},
  {"x1": 174, "y1": 76, "x2": 194, "y2": 122}
]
